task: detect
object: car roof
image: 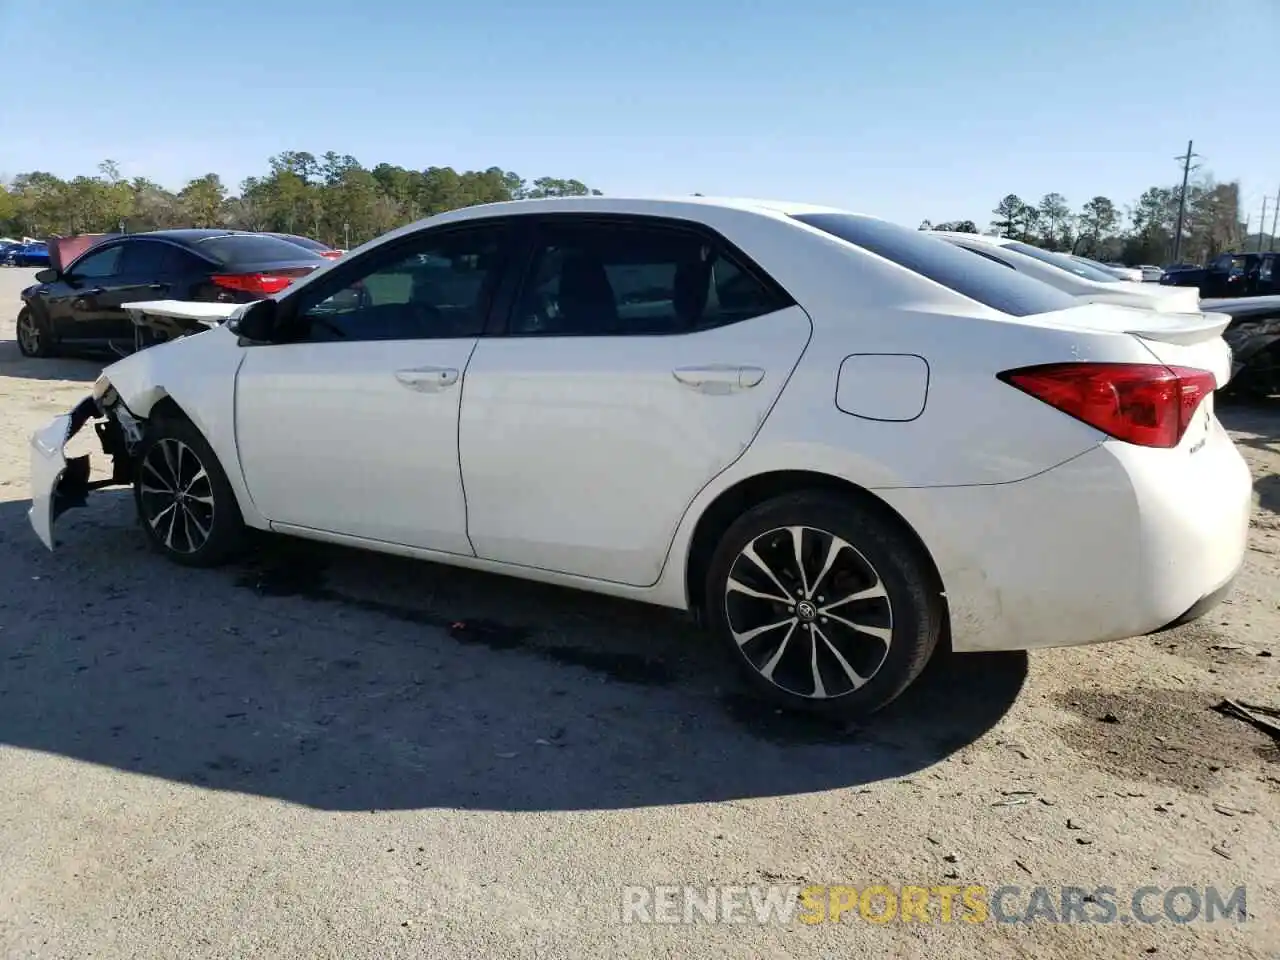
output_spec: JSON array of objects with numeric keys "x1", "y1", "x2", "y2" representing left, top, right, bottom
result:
[
  {"x1": 348, "y1": 195, "x2": 874, "y2": 259},
  {"x1": 430, "y1": 194, "x2": 864, "y2": 226},
  {"x1": 930, "y1": 231, "x2": 1011, "y2": 247},
  {"x1": 127, "y1": 229, "x2": 250, "y2": 243}
]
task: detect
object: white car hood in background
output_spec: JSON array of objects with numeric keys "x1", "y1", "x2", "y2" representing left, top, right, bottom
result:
[{"x1": 122, "y1": 299, "x2": 248, "y2": 326}]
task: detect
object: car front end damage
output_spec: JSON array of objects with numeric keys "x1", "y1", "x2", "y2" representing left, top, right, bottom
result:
[{"x1": 29, "y1": 376, "x2": 145, "y2": 550}]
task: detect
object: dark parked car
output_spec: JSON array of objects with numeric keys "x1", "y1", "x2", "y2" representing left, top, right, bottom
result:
[
  {"x1": 266, "y1": 232, "x2": 343, "y2": 260},
  {"x1": 7, "y1": 241, "x2": 50, "y2": 267},
  {"x1": 16, "y1": 230, "x2": 328, "y2": 358},
  {"x1": 1161, "y1": 251, "x2": 1278, "y2": 298},
  {"x1": 1204, "y1": 295, "x2": 1280, "y2": 399}
]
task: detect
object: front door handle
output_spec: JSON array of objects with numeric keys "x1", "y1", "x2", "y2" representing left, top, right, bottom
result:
[
  {"x1": 395, "y1": 366, "x2": 460, "y2": 392},
  {"x1": 672, "y1": 364, "x2": 766, "y2": 394}
]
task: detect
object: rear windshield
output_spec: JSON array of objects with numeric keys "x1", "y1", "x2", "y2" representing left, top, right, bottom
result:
[
  {"x1": 194, "y1": 234, "x2": 326, "y2": 266},
  {"x1": 275, "y1": 234, "x2": 331, "y2": 253},
  {"x1": 1002, "y1": 241, "x2": 1121, "y2": 283},
  {"x1": 792, "y1": 213, "x2": 1077, "y2": 317}
]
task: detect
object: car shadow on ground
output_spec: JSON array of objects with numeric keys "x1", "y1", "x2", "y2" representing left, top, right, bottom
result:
[
  {"x1": 0, "y1": 338, "x2": 103, "y2": 383},
  {"x1": 1219, "y1": 395, "x2": 1280, "y2": 513},
  {"x1": 0, "y1": 493, "x2": 1027, "y2": 812}
]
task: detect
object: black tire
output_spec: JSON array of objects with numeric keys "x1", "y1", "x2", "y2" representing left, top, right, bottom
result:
[
  {"x1": 16, "y1": 307, "x2": 57, "y2": 358},
  {"x1": 704, "y1": 491, "x2": 944, "y2": 720},
  {"x1": 133, "y1": 412, "x2": 247, "y2": 567}
]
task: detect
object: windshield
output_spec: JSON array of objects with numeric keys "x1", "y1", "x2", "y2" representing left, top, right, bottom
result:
[
  {"x1": 792, "y1": 213, "x2": 1078, "y2": 317},
  {"x1": 1001, "y1": 241, "x2": 1122, "y2": 283},
  {"x1": 275, "y1": 234, "x2": 331, "y2": 253}
]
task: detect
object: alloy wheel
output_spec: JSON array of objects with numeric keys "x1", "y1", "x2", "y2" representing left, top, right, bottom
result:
[
  {"x1": 724, "y1": 525, "x2": 893, "y2": 700},
  {"x1": 16, "y1": 312, "x2": 40, "y2": 355},
  {"x1": 138, "y1": 438, "x2": 217, "y2": 554}
]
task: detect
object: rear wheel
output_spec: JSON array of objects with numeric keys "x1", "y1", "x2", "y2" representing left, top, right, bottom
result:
[
  {"x1": 705, "y1": 492, "x2": 944, "y2": 719},
  {"x1": 16, "y1": 307, "x2": 57, "y2": 358},
  {"x1": 133, "y1": 414, "x2": 247, "y2": 567}
]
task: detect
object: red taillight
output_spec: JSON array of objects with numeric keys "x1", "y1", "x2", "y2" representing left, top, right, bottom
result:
[
  {"x1": 997, "y1": 362, "x2": 1217, "y2": 449},
  {"x1": 320, "y1": 250, "x2": 343, "y2": 260},
  {"x1": 211, "y1": 268, "x2": 313, "y2": 295}
]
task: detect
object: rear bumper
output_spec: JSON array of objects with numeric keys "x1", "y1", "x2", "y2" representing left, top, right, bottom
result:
[
  {"x1": 1145, "y1": 567, "x2": 1240, "y2": 635},
  {"x1": 876, "y1": 427, "x2": 1253, "y2": 654}
]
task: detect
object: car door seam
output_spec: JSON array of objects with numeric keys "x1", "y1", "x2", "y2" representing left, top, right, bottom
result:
[
  {"x1": 229, "y1": 349, "x2": 264, "y2": 514},
  {"x1": 647, "y1": 304, "x2": 818, "y2": 589},
  {"x1": 456, "y1": 335, "x2": 484, "y2": 557}
]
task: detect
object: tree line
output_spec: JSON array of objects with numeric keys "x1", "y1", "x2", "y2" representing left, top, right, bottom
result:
[
  {"x1": 4, "y1": 153, "x2": 1272, "y2": 265},
  {"x1": 920, "y1": 172, "x2": 1272, "y2": 265},
  {"x1": 0, "y1": 152, "x2": 601, "y2": 248}
]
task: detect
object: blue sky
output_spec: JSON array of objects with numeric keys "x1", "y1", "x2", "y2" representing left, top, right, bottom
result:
[{"x1": 2, "y1": 0, "x2": 1277, "y2": 230}]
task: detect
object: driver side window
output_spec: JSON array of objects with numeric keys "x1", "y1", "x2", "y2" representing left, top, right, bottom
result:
[
  {"x1": 70, "y1": 245, "x2": 123, "y2": 279},
  {"x1": 292, "y1": 226, "x2": 508, "y2": 342}
]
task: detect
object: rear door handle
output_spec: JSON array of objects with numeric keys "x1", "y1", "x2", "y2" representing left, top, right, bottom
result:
[
  {"x1": 672, "y1": 364, "x2": 766, "y2": 394},
  {"x1": 395, "y1": 366, "x2": 460, "y2": 392}
]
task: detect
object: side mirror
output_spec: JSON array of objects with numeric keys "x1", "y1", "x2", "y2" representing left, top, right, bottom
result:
[
  {"x1": 34, "y1": 268, "x2": 59, "y2": 284},
  {"x1": 227, "y1": 298, "x2": 278, "y2": 344}
]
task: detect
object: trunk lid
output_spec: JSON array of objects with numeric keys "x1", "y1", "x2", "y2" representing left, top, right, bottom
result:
[
  {"x1": 1031, "y1": 302, "x2": 1232, "y2": 453},
  {"x1": 1034, "y1": 302, "x2": 1234, "y2": 386}
]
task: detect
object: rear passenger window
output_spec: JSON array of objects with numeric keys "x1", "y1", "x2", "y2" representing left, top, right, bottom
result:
[
  {"x1": 509, "y1": 221, "x2": 792, "y2": 336},
  {"x1": 164, "y1": 247, "x2": 210, "y2": 275},
  {"x1": 118, "y1": 240, "x2": 175, "y2": 276}
]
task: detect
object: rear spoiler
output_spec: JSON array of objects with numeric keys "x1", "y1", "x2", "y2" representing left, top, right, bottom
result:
[{"x1": 1124, "y1": 311, "x2": 1232, "y2": 346}]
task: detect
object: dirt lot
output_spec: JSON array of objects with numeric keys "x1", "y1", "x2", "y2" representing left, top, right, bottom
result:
[{"x1": 0, "y1": 267, "x2": 1277, "y2": 959}]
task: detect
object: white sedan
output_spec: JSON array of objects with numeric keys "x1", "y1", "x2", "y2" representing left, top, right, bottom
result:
[
  {"x1": 932, "y1": 232, "x2": 1201, "y2": 311},
  {"x1": 28, "y1": 196, "x2": 1252, "y2": 718}
]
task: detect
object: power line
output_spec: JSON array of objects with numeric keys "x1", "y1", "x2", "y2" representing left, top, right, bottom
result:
[{"x1": 1172, "y1": 140, "x2": 1201, "y2": 263}]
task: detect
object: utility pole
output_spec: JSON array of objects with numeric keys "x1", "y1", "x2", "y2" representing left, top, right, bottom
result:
[
  {"x1": 1270, "y1": 185, "x2": 1279, "y2": 252},
  {"x1": 1172, "y1": 140, "x2": 1200, "y2": 264},
  {"x1": 1260, "y1": 197, "x2": 1270, "y2": 252}
]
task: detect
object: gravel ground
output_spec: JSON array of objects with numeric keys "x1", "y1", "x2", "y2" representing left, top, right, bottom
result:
[{"x1": 0, "y1": 267, "x2": 1277, "y2": 959}]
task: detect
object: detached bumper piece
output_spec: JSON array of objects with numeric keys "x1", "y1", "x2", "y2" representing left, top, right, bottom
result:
[{"x1": 28, "y1": 395, "x2": 132, "y2": 551}]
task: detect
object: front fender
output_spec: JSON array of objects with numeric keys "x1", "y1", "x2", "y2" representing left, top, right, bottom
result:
[{"x1": 98, "y1": 326, "x2": 267, "y2": 529}]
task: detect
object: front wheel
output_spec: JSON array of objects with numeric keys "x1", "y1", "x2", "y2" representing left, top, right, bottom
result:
[
  {"x1": 704, "y1": 492, "x2": 944, "y2": 720},
  {"x1": 133, "y1": 414, "x2": 247, "y2": 567},
  {"x1": 16, "y1": 307, "x2": 57, "y2": 358}
]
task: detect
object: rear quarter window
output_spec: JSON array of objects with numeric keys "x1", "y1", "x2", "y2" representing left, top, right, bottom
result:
[
  {"x1": 791, "y1": 213, "x2": 1078, "y2": 317},
  {"x1": 194, "y1": 234, "x2": 327, "y2": 267}
]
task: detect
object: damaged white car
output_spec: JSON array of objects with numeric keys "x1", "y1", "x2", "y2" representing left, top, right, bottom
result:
[{"x1": 29, "y1": 196, "x2": 1253, "y2": 719}]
